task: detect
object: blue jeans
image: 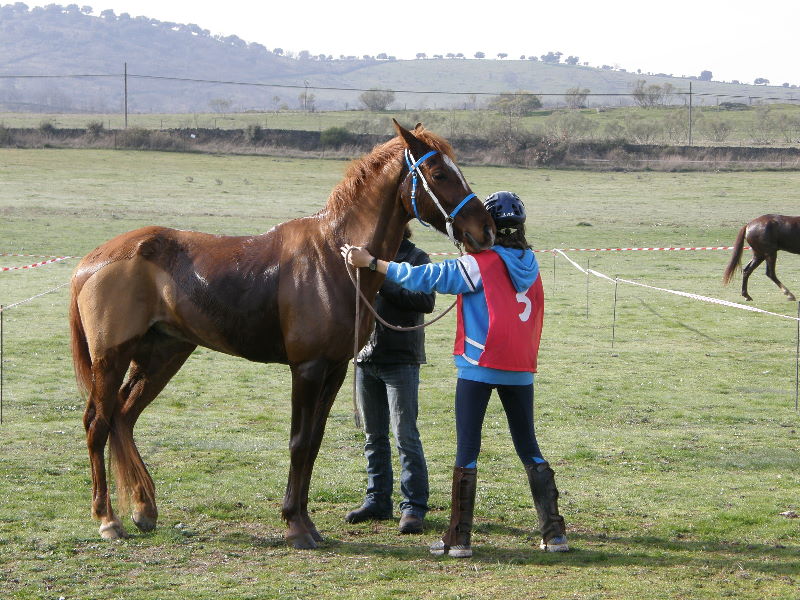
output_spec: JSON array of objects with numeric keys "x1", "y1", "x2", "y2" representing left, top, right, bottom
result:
[{"x1": 356, "y1": 362, "x2": 429, "y2": 518}]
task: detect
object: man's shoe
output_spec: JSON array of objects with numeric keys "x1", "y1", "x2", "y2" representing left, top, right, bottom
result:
[
  {"x1": 398, "y1": 513, "x2": 424, "y2": 534},
  {"x1": 540, "y1": 534, "x2": 569, "y2": 552},
  {"x1": 344, "y1": 504, "x2": 392, "y2": 524}
]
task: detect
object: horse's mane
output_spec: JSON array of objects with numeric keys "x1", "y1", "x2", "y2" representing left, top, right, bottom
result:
[{"x1": 323, "y1": 128, "x2": 456, "y2": 219}]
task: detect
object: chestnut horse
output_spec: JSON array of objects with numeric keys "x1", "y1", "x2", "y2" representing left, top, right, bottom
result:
[
  {"x1": 723, "y1": 214, "x2": 800, "y2": 301},
  {"x1": 69, "y1": 120, "x2": 495, "y2": 549}
]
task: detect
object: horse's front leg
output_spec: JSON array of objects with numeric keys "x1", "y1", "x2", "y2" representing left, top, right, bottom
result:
[{"x1": 283, "y1": 360, "x2": 348, "y2": 549}]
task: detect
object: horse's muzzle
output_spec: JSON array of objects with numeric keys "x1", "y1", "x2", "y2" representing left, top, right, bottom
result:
[{"x1": 464, "y1": 224, "x2": 495, "y2": 252}]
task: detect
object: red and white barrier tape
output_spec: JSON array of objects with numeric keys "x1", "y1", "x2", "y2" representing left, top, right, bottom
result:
[
  {"x1": 555, "y1": 249, "x2": 800, "y2": 322},
  {"x1": 429, "y1": 246, "x2": 745, "y2": 256},
  {"x1": 1, "y1": 256, "x2": 74, "y2": 272},
  {"x1": 0, "y1": 253, "x2": 80, "y2": 259}
]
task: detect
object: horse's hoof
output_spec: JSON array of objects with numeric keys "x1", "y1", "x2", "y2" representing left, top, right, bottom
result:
[
  {"x1": 132, "y1": 511, "x2": 157, "y2": 532},
  {"x1": 99, "y1": 521, "x2": 128, "y2": 540},
  {"x1": 286, "y1": 532, "x2": 318, "y2": 550}
]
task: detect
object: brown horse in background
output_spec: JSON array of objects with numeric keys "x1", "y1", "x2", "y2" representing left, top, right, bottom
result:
[
  {"x1": 723, "y1": 214, "x2": 800, "y2": 301},
  {"x1": 69, "y1": 120, "x2": 495, "y2": 549}
]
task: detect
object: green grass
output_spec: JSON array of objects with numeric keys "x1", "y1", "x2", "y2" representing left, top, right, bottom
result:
[{"x1": 1, "y1": 149, "x2": 799, "y2": 599}]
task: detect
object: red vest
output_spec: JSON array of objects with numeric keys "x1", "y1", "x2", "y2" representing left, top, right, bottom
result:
[{"x1": 453, "y1": 250, "x2": 544, "y2": 372}]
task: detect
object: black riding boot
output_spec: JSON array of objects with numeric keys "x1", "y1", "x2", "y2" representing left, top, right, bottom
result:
[
  {"x1": 525, "y1": 461, "x2": 568, "y2": 552},
  {"x1": 430, "y1": 466, "x2": 477, "y2": 558}
]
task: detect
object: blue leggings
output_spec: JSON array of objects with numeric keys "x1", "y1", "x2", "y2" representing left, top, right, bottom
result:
[{"x1": 454, "y1": 378, "x2": 543, "y2": 468}]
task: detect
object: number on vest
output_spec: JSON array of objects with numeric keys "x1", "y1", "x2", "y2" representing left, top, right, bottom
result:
[{"x1": 516, "y1": 290, "x2": 531, "y2": 322}]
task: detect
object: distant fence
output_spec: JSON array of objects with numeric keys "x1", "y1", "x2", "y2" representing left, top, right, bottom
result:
[{"x1": 4, "y1": 125, "x2": 800, "y2": 170}]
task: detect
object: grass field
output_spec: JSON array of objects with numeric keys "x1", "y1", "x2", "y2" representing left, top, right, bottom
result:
[{"x1": 1, "y1": 148, "x2": 799, "y2": 599}]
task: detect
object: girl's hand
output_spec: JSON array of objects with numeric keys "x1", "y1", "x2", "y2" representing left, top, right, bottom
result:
[{"x1": 340, "y1": 244, "x2": 374, "y2": 268}]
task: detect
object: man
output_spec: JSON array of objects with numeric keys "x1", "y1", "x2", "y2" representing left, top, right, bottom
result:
[{"x1": 345, "y1": 227, "x2": 436, "y2": 534}]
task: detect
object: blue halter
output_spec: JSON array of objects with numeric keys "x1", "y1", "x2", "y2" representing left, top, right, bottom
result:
[{"x1": 403, "y1": 148, "x2": 477, "y2": 244}]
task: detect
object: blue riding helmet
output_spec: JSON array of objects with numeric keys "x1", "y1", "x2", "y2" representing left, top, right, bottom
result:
[{"x1": 484, "y1": 191, "x2": 526, "y2": 227}]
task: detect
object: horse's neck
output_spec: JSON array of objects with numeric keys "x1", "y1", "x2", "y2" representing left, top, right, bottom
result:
[{"x1": 337, "y1": 165, "x2": 409, "y2": 261}]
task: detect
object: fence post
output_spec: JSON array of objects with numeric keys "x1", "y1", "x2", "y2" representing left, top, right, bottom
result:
[
  {"x1": 1, "y1": 305, "x2": 4, "y2": 425},
  {"x1": 688, "y1": 81, "x2": 693, "y2": 146}
]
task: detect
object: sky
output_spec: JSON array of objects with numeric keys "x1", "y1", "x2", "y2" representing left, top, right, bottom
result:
[{"x1": 25, "y1": 0, "x2": 800, "y2": 86}]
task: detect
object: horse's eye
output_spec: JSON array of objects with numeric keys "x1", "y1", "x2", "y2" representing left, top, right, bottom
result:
[{"x1": 431, "y1": 171, "x2": 447, "y2": 181}]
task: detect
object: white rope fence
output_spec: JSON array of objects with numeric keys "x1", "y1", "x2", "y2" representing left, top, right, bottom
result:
[
  {"x1": 554, "y1": 249, "x2": 800, "y2": 410},
  {"x1": 554, "y1": 248, "x2": 800, "y2": 322}
]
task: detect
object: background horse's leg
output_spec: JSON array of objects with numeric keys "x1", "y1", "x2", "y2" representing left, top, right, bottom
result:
[
  {"x1": 740, "y1": 255, "x2": 764, "y2": 301},
  {"x1": 114, "y1": 331, "x2": 197, "y2": 533},
  {"x1": 764, "y1": 252, "x2": 796, "y2": 301},
  {"x1": 84, "y1": 342, "x2": 138, "y2": 539},
  {"x1": 284, "y1": 360, "x2": 348, "y2": 549}
]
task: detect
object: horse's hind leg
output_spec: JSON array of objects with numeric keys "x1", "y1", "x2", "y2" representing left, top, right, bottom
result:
[
  {"x1": 765, "y1": 253, "x2": 796, "y2": 301},
  {"x1": 283, "y1": 360, "x2": 348, "y2": 549},
  {"x1": 114, "y1": 331, "x2": 196, "y2": 533},
  {"x1": 84, "y1": 341, "x2": 138, "y2": 539},
  {"x1": 741, "y1": 255, "x2": 764, "y2": 301}
]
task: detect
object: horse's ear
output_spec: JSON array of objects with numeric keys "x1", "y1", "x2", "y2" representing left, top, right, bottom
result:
[
  {"x1": 393, "y1": 119, "x2": 430, "y2": 153},
  {"x1": 413, "y1": 122, "x2": 424, "y2": 132}
]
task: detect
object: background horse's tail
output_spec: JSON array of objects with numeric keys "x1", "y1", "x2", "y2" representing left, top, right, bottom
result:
[
  {"x1": 69, "y1": 278, "x2": 93, "y2": 399},
  {"x1": 723, "y1": 225, "x2": 747, "y2": 285}
]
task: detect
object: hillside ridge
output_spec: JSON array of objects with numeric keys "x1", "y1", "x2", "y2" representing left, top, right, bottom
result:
[{"x1": 1, "y1": 4, "x2": 798, "y2": 113}]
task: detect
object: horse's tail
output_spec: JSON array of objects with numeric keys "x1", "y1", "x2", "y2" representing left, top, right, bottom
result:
[
  {"x1": 723, "y1": 225, "x2": 747, "y2": 285},
  {"x1": 69, "y1": 277, "x2": 93, "y2": 399}
]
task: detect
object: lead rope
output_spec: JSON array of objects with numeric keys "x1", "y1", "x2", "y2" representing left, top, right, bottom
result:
[
  {"x1": 345, "y1": 246, "x2": 461, "y2": 428},
  {"x1": 352, "y1": 267, "x2": 362, "y2": 428}
]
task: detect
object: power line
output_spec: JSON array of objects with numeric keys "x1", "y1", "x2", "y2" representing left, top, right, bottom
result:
[{"x1": 1, "y1": 71, "x2": 799, "y2": 102}]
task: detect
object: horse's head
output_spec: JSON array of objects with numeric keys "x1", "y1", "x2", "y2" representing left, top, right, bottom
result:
[{"x1": 394, "y1": 120, "x2": 495, "y2": 252}]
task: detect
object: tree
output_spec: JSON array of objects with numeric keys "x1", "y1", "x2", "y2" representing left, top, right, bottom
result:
[
  {"x1": 416, "y1": 52, "x2": 426, "y2": 59},
  {"x1": 474, "y1": 51, "x2": 485, "y2": 59},
  {"x1": 209, "y1": 98, "x2": 232, "y2": 113},
  {"x1": 488, "y1": 90, "x2": 542, "y2": 116},
  {"x1": 540, "y1": 51, "x2": 563, "y2": 63},
  {"x1": 565, "y1": 55, "x2": 580, "y2": 65},
  {"x1": 699, "y1": 70, "x2": 713, "y2": 81},
  {"x1": 298, "y1": 90, "x2": 315, "y2": 112},
  {"x1": 497, "y1": 53, "x2": 507, "y2": 59},
  {"x1": 631, "y1": 80, "x2": 674, "y2": 108},
  {"x1": 359, "y1": 88, "x2": 395, "y2": 111},
  {"x1": 273, "y1": 47, "x2": 284, "y2": 56},
  {"x1": 565, "y1": 87, "x2": 590, "y2": 109},
  {"x1": 754, "y1": 77, "x2": 770, "y2": 85}
]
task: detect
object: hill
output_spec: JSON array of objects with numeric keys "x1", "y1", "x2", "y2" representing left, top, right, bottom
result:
[{"x1": 2, "y1": 3, "x2": 799, "y2": 113}]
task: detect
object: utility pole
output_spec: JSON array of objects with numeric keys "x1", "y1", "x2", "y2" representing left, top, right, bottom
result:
[
  {"x1": 124, "y1": 62, "x2": 128, "y2": 129},
  {"x1": 688, "y1": 81, "x2": 692, "y2": 145}
]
